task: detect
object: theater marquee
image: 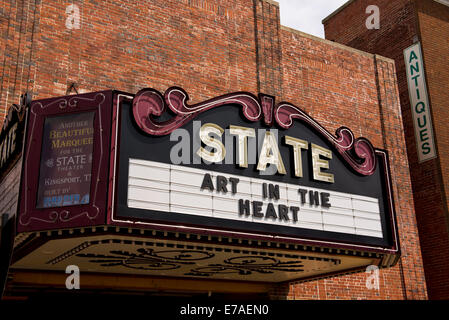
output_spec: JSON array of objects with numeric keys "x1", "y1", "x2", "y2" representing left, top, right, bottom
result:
[
  {"x1": 113, "y1": 87, "x2": 397, "y2": 248},
  {"x1": 11, "y1": 88, "x2": 399, "y2": 283}
]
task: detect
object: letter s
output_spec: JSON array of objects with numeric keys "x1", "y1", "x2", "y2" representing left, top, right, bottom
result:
[{"x1": 197, "y1": 123, "x2": 226, "y2": 163}]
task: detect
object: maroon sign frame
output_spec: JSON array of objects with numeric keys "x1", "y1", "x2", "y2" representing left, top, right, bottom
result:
[{"x1": 18, "y1": 91, "x2": 113, "y2": 232}]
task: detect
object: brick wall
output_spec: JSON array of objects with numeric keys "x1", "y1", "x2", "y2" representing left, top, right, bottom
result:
[
  {"x1": 272, "y1": 27, "x2": 426, "y2": 300},
  {"x1": 0, "y1": 0, "x2": 427, "y2": 299},
  {"x1": 0, "y1": 0, "x2": 261, "y2": 118},
  {"x1": 323, "y1": 0, "x2": 447, "y2": 299},
  {"x1": 414, "y1": 0, "x2": 449, "y2": 299}
]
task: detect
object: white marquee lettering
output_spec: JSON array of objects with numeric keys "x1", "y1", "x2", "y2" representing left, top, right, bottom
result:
[{"x1": 194, "y1": 123, "x2": 334, "y2": 183}]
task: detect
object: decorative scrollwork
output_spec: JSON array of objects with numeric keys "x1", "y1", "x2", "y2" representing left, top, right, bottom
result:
[
  {"x1": 275, "y1": 103, "x2": 376, "y2": 175},
  {"x1": 185, "y1": 256, "x2": 305, "y2": 277},
  {"x1": 132, "y1": 87, "x2": 263, "y2": 136},
  {"x1": 76, "y1": 248, "x2": 215, "y2": 271},
  {"x1": 132, "y1": 87, "x2": 377, "y2": 175},
  {"x1": 19, "y1": 208, "x2": 101, "y2": 226}
]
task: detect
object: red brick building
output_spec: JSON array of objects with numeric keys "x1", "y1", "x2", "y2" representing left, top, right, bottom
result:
[
  {"x1": 323, "y1": 0, "x2": 449, "y2": 300},
  {"x1": 0, "y1": 0, "x2": 427, "y2": 300}
]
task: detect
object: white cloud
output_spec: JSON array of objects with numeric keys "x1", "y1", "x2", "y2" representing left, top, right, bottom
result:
[{"x1": 277, "y1": 0, "x2": 348, "y2": 38}]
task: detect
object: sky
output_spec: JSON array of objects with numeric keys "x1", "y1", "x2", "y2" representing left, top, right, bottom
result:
[{"x1": 277, "y1": 0, "x2": 349, "y2": 38}]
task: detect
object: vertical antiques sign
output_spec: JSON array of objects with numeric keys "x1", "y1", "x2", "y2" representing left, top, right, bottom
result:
[
  {"x1": 404, "y1": 42, "x2": 437, "y2": 163},
  {"x1": 36, "y1": 112, "x2": 95, "y2": 208}
]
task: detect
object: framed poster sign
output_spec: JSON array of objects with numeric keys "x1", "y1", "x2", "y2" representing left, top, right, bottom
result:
[
  {"x1": 18, "y1": 91, "x2": 113, "y2": 232},
  {"x1": 36, "y1": 112, "x2": 95, "y2": 209}
]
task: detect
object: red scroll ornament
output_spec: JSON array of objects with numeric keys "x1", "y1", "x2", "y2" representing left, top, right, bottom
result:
[
  {"x1": 132, "y1": 87, "x2": 376, "y2": 176},
  {"x1": 275, "y1": 103, "x2": 376, "y2": 176},
  {"x1": 133, "y1": 87, "x2": 264, "y2": 136}
]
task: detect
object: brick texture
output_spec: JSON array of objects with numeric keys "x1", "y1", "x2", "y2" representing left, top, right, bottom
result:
[
  {"x1": 324, "y1": 0, "x2": 447, "y2": 299},
  {"x1": 0, "y1": 0, "x2": 427, "y2": 299}
]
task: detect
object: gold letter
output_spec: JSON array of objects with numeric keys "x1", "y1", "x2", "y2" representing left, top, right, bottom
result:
[
  {"x1": 311, "y1": 143, "x2": 334, "y2": 183},
  {"x1": 284, "y1": 136, "x2": 308, "y2": 178},
  {"x1": 229, "y1": 125, "x2": 255, "y2": 168},
  {"x1": 257, "y1": 131, "x2": 286, "y2": 174},
  {"x1": 197, "y1": 123, "x2": 226, "y2": 163}
]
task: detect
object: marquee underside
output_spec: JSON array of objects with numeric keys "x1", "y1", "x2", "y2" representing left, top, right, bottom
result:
[{"x1": 11, "y1": 229, "x2": 380, "y2": 283}]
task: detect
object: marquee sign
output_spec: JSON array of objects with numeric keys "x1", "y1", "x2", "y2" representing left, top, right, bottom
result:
[
  {"x1": 110, "y1": 87, "x2": 398, "y2": 251},
  {"x1": 17, "y1": 91, "x2": 113, "y2": 232},
  {"x1": 11, "y1": 88, "x2": 399, "y2": 284},
  {"x1": 36, "y1": 112, "x2": 95, "y2": 209}
]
